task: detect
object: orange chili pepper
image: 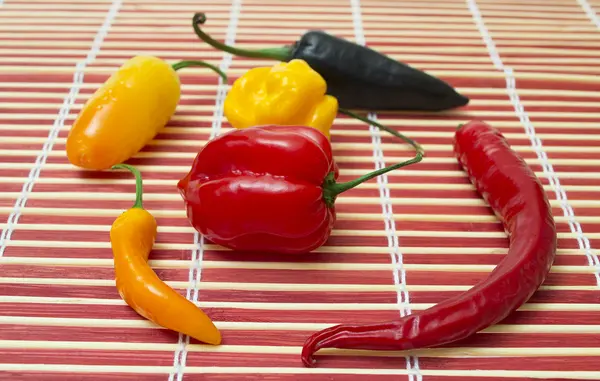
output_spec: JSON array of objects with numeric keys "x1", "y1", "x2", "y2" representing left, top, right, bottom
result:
[
  {"x1": 110, "y1": 163, "x2": 221, "y2": 345},
  {"x1": 66, "y1": 56, "x2": 227, "y2": 170}
]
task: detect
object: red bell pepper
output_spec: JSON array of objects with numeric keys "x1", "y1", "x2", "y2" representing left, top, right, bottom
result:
[{"x1": 177, "y1": 124, "x2": 422, "y2": 254}]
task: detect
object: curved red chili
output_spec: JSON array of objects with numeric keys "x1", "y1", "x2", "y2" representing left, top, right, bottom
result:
[{"x1": 301, "y1": 120, "x2": 557, "y2": 366}]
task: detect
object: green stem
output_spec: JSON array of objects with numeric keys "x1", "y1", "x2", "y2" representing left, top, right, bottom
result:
[
  {"x1": 112, "y1": 164, "x2": 144, "y2": 209},
  {"x1": 339, "y1": 108, "x2": 424, "y2": 157},
  {"x1": 171, "y1": 60, "x2": 228, "y2": 82},
  {"x1": 192, "y1": 12, "x2": 290, "y2": 61},
  {"x1": 322, "y1": 110, "x2": 425, "y2": 207}
]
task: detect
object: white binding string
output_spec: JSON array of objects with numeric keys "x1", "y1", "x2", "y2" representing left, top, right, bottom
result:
[
  {"x1": 168, "y1": 1, "x2": 242, "y2": 380},
  {"x1": 168, "y1": 232, "x2": 203, "y2": 381},
  {"x1": 209, "y1": 0, "x2": 241, "y2": 139},
  {"x1": 0, "y1": 0, "x2": 122, "y2": 258},
  {"x1": 350, "y1": 0, "x2": 421, "y2": 379},
  {"x1": 467, "y1": 0, "x2": 600, "y2": 286},
  {"x1": 577, "y1": 0, "x2": 600, "y2": 28}
]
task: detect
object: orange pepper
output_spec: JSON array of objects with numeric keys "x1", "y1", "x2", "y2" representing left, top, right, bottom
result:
[
  {"x1": 66, "y1": 56, "x2": 227, "y2": 170},
  {"x1": 110, "y1": 163, "x2": 221, "y2": 345}
]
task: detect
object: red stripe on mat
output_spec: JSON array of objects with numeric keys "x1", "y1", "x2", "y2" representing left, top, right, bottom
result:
[
  {"x1": 0, "y1": 375, "x2": 170, "y2": 381},
  {"x1": 0, "y1": 375, "x2": 581, "y2": 381},
  {"x1": 0, "y1": 350, "x2": 176, "y2": 366},
  {"x1": 1, "y1": 324, "x2": 598, "y2": 348},
  {"x1": 1, "y1": 300, "x2": 598, "y2": 323},
  {"x1": 0, "y1": 262, "x2": 593, "y2": 286},
  {"x1": 0, "y1": 325, "x2": 179, "y2": 343},
  {"x1": 6, "y1": 349, "x2": 594, "y2": 372}
]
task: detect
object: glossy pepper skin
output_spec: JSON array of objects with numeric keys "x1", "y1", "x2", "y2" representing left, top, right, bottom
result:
[
  {"x1": 177, "y1": 125, "x2": 422, "y2": 254},
  {"x1": 223, "y1": 59, "x2": 338, "y2": 138},
  {"x1": 287, "y1": 31, "x2": 468, "y2": 111},
  {"x1": 192, "y1": 12, "x2": 468, "y2": 111},
  {"x1": 177, "y1": 126, "x2": 338, "y2": 254},
  {"x1": 223, "y1": 59, "x2": 425, "y2": 151},
  {"x1": 301, "y1": 120, "x2": 557, "y2": 366},
  {"x1": 66, "y1": 55, "x2": 226, "y2": 170},
  {"x1": 111, "y1": 164, "x2": 221, "y2": 345}
]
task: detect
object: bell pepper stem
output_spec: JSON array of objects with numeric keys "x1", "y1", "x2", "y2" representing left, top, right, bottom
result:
[
  {"x1": 171, "y1": 60, "x2": 228, "y2": 82},
  {"x1": 339, "y1": 108, "x2": 425, "y2": 157},
  {"x1": 112, "y1": 164, "x2": 144, "y2": 209},
  {"x1": 192, "y1": 12, "x2": 290, "y2": 61},
  {"x1": 322, "y1": 110, "x2": 425, "y2": 207}
]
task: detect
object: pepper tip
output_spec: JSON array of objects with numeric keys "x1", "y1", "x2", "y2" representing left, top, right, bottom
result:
[
  {"x1": 457, "y1": 93, "x2": 470, "y2": 107},
  {"x1": 207, "y1": 334, "x2": 222, "y2": 346},
  {"x1": 301, "y1": 333, "x2": 325, "y2": 367},
  {"x1": 300, "y1": 349, "x2": 318, "y2": 368}
]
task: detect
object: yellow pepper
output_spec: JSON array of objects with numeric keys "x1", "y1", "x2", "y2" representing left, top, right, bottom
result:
[
  {"x1": 66, "y1": 56, "x2": 227, "y2": 170},
  {"x1": 223, "y1": 59, "x2": 338, "y2": 138}
]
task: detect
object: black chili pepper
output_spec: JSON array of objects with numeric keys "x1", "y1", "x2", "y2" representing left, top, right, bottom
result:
[{"x1": 191, "y1": 12, "x2": 469, "y2": 112}]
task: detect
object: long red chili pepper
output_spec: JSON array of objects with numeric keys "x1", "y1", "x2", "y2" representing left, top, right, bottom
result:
[{"x1": 301, "y1": 120, "x2": 557, "y2": 367}]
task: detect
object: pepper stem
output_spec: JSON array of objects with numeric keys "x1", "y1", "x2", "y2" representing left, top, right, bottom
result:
[
  {"x1": 339, "y1": 108, "x2": 425, "y2": 157},
  {"x1": 322, "y1": 110, "x2": 425, "y2": 207},
  {"x1": 112, "y1": 164, "x2": 144, "y2": 209},
  {"x1": 171, "y1": 60, "x2": 228, "y2": 82},
  {"x1": 192, "y1": 12, "x2": 290, "y2": 61}
]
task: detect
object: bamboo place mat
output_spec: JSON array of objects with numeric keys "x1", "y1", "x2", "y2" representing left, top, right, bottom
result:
[{"x1": 1, "y1": 0, "x2": 600, "y2": 380}]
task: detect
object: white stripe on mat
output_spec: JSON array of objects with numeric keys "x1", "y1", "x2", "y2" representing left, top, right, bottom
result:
[
  {"x1": 168, "y1": 1, "x2": 242, "y2": 380},
  {"x1": 1, "y1": 364, "x2": 599, "y2": 379},
  {"x1": 467, "y1": 0, "x2": 600, "y2": 287},
  {"x1": 349, "y1": 1, "x2": 422, "y2": 380},
  {"x1": 168, "y1": 232, "x2": 203, "y2": 381},
  {"x1": 0, "y1": 0, "x2": 122, "y2": 258},
  {"x1": 577, "y1": 0, "x2": 600, "y2": 28}
]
